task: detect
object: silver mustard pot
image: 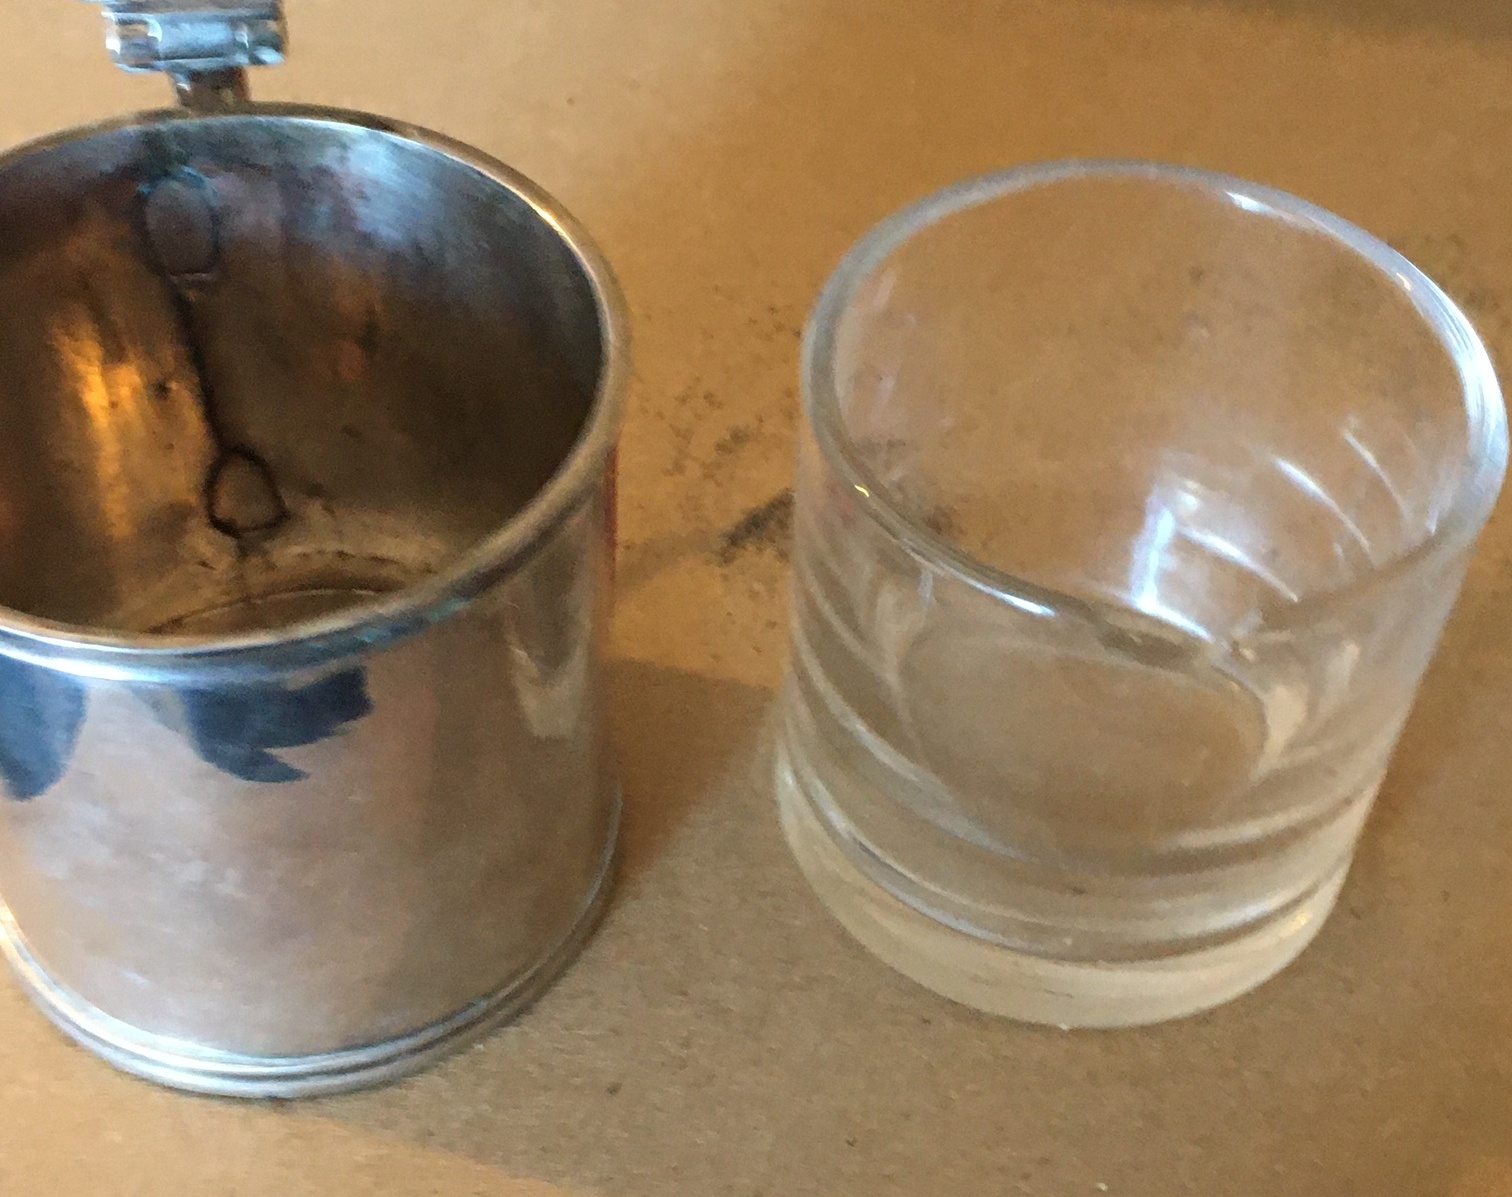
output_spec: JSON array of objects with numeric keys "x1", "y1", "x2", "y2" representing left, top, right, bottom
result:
[{"x1": 0, "y1": 1, "x2": 628, "y2": 1096}]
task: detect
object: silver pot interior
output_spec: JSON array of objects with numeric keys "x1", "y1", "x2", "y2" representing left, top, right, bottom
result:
[{"x1": 0, "y1": 113, "x2": 603, "y2": 636}]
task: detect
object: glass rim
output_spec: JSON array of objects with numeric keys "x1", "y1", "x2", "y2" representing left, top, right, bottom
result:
[{"x1": 802, "y1": 158, "x2": 1509, "y2": 633}]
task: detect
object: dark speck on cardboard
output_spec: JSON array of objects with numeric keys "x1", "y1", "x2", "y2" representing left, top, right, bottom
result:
[{"x1": 717, "y1": 490, "x2": 794, "y2": 564}]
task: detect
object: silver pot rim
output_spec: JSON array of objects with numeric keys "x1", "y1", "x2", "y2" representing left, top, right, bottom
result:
[{"x1": 0, "y1": 104, "x2": 629, "y2": 682}]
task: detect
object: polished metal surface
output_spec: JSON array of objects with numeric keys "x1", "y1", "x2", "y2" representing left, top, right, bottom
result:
[
  {"x1": 0, "y1": 822, "x2": 616, "y2": 1097},
  {"x1": 0, "y1": 105, "x2": 628, "y2": 1094}
]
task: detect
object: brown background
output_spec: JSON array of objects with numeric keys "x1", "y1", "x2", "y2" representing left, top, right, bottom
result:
[{"x1": 2, "y1": 1, "x2": 1512, "y2": 1193}]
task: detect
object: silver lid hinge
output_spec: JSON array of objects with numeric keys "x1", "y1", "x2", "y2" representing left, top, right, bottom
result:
[{"x1": 89, "y1": 1, "x2": 285, "y2": 106}]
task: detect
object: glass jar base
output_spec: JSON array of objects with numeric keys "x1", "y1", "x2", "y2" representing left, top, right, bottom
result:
[{"x1": 776, "y1": 756, "x2": 1349, "y2": 1028}]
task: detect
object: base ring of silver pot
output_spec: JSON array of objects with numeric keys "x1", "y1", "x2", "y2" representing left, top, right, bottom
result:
[{"x1": 0, "y1": 796, "x2": 618, "y2": 1098}]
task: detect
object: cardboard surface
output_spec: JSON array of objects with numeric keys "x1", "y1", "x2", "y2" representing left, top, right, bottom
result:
[{"x1": 2, "y1": 1, "x2": 1512, "y2": 1192}]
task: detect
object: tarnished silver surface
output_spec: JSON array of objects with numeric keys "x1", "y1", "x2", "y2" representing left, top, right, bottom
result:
[{"x1": 0, "y1": 105, "x2": 628, "y2": 1094}]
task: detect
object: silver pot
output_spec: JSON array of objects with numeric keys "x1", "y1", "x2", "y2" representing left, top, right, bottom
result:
[{"x1": 0, "y1": 1, "x2": 627, "y2": 1096}]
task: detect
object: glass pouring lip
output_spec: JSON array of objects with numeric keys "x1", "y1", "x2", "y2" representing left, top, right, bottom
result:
[{"x1": 802, "y1": 159, "x2": 1509, "y2": 632}]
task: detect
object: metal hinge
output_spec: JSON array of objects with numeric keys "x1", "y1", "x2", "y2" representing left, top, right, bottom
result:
[{"x1": 88, "y1": 1, "x2": 285, "y2": 106}]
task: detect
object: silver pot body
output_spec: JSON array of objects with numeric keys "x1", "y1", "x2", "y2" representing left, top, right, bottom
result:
[{"x1": 0, "y1": 106, "x2": 627, "y2": 1095}]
